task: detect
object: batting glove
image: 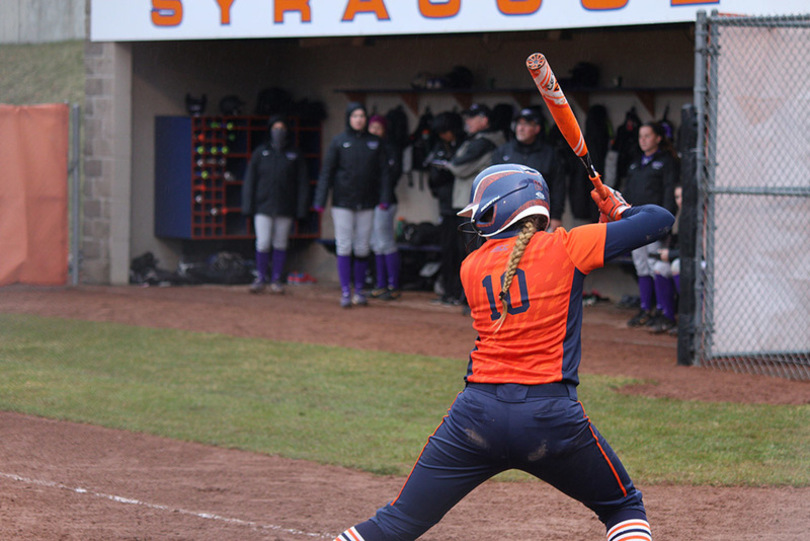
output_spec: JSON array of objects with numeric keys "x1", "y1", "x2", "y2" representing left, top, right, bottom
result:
[{"x1": 591, "y1": 185, "x2": 631, "y2": 222}]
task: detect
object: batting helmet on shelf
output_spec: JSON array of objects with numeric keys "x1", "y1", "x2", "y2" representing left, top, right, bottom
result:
[
  {"x1": 219, "y1": 95, "x2": 245, "y2": 115},
  {"x1": 458, "y1": 164, "x2": 550, "y2": 238}
]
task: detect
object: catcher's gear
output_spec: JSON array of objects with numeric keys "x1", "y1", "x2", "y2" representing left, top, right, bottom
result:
[
  {"x1": 458, "y1": 164, "x2": 550, "y2": 237},
  {"x1": 591, "y1": 185, "x2": 631, "y2": 222}
]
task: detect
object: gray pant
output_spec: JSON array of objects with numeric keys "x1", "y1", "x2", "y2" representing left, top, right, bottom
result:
[
  {"x1": 253, "y1": 214, "x2": 293, "y2": 252},
  {"x1": 631, "y1": 240, "x2": 662, "y2": 278},
  {"x1": 332, "y1": 207, "x2": 374, "y2": 257},
  {"x1": 371, "y1": 204, "x2": 398, "y2": 255}
]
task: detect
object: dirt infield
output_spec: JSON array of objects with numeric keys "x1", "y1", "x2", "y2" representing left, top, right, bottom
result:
[{"x1": 1, "y1": 284, "x2": 808, "y2": 540}]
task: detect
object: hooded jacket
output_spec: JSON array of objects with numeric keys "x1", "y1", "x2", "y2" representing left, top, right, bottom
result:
[
  {"x1": 446, "y1": 128, "x2": 506, "y2": 211},
  {"x1": 313, "y1": 103, "x2": 392, "y2": 210},
  {"x1": 241, "y1": 115, "x2": 310, "y2": 219}
]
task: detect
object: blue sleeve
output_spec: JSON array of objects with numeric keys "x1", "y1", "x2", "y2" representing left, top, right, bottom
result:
[{"x1": 604, "y1": 205, "x2": 675, "y2": 261}]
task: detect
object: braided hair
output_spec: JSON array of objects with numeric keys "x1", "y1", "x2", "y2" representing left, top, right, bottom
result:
[{"x1": 493, "y1": 216, "x2": 543, "y2": 332}]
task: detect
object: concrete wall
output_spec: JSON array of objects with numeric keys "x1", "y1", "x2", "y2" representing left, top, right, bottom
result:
[
  {"x1": 0, "y1": 0, "x2": 86, "y2": 44},
  {"x1": 82, "y1": 41, "x2": 131, "y2": 285},
  {"x1": 84, "y1": 26, "x2": 695, "y2": 287}
]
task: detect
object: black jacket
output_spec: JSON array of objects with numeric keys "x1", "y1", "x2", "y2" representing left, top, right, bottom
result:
[
  {"x1": 314, "y1": 103, "x2": 392, "y2": 210},
  {"x1": 622, "y1": 150, "x2": 679, "y2": 215},
  {"x1": 425, "y1": 136, "x2": 464, "y2": 217},
  {"x1": 241, "y1": 140, "x2": 309, "y2": 219},
  {"x1": 381, "y1": 138, "x2": 402, "y2": 205},
  {"x1": 491, "y1": 138, "x2": 565, "y2": 221}
]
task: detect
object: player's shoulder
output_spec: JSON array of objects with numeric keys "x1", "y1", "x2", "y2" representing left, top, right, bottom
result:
[{"x1": 554, "y1": 222, "x2": 606, "y2": 246}]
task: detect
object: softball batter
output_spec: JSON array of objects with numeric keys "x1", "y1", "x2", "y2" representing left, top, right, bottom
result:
[{"x1": 335, "y1": 164, "x2": 674, "y2": 541}]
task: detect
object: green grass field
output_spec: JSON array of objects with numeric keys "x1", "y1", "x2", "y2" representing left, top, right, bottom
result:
[
  {"x1": 0, "y1": 40, "x2": 84, "y2": 106},
  {"x1": 1, "y1": 313, "x2": 808, "y2": 487}
]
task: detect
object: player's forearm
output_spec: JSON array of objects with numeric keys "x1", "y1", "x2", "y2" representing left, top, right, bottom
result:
[{"x1": 603, "y1": 205, "x2": 675, "y2": 261}]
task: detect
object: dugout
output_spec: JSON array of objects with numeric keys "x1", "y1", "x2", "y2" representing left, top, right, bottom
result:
[{"x1": 73, "y1": 1, "x2": 802, "y2": 303}]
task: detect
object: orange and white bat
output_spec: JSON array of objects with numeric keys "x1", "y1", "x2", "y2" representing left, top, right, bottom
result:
[{"x1": 526, "y1": 52, "x2": 608, "y2": 199}]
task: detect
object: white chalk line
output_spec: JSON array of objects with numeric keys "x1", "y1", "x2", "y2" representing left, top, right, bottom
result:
[{"x1": 0, "y1": 471, "x2": 332, "y2": 539}]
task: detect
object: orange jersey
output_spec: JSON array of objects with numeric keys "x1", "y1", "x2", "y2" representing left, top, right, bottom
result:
[{"x1": 460, "y1": 224, "x2": 607, "y2": 385}]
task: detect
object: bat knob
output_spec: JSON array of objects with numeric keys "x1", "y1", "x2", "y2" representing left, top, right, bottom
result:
[{"x1": 526, "y1": 53, "x2": 545, "y2": 71}]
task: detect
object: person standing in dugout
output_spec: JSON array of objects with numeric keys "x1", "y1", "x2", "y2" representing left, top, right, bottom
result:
[
  {"x1": 367, "y1": 114, "x2": 403, "y2": 301},
  {"x1": 491, "y1": 106, "x2": 566, "y2": 231},
  {"x1": 314, "y1": 102, "x2": 392, "y2": 308},
  {"x1": 437, "y1": 103, "x2": 505, "y2": 307},
  {"x1": 242, "y1": 115, "x2": 310, "y2": 294},
  {"x1": 334, "y1": 164, "x2": 673, "y2": 541},
  {"x1": 425, "y1": 111, "x2": 466, "y2": 306},
  {"x1": 621, "y1": 121, "x2": 679, "y2": 329}
]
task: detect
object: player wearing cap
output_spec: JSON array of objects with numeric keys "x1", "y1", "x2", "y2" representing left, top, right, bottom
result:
[
  {"x1": 435, "y1": 103, "x2": 506, "y2": 306},
  {"x1": 491, "y1": 106, "x2": 566, "y2": 231},
  {"x1": 333, "y1": 164, "x2": 673, "y2": 541},
  {"x1": 445, "y1": 103, "x2": 506, "y2": 216}
]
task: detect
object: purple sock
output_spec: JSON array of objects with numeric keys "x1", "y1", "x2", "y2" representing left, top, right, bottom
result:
[
  {"x1": 385, "y1": 252, "x2": 400, "y2": 289},
  {"x1": 354, "y1": 258, "x2": 369, "y2": 292},
  {"x1": 638, "y1": 275, "x2": 655, "y2": 311},
  {"x1": 255, "y1": 251, "x2": 269, "y2": 282},
  {"x1": 270, "y1": 249, "x2": 286, "y2": 283},
  {"x1": 375, "y1": 254, "x2": 387, "y2": 289},
  {"x1": 337, "y1": 255, "x2": 352, "y2": 296},
  {"x1": 673, "y1": 274, "x2": 681, "y2": 294},
  {"x1": 654, "y1": 274, "x2": 676, "y2": 320}
]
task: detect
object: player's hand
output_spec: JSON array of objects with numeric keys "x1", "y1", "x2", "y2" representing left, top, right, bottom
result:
[
  {"x1": 314, "y1": 205, "x2": 324, "y2": 214},
  {"x1": 591, "y1": 186, "x2": 630, "y2": 222}
]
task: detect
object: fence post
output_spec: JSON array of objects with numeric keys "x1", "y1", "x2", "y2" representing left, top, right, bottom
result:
[
  {"x1": 681, "y1": 10, "x2": 709, "y2": 367},
  {"x1": 69, "y1": 103, "x2": 81, "y2": 286}
]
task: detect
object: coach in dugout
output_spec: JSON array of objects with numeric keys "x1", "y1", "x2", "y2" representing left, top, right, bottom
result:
[
  {"x1": 439, "y1": 103, "x2": 506, "y2": 307},
  {"x1": 491, "y1": 106, "x2": 565, "y2": 231}
]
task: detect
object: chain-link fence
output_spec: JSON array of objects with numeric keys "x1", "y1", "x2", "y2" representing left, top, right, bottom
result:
[{"x1": 692, "y1": 11, "x2": 810, "y2": 380}]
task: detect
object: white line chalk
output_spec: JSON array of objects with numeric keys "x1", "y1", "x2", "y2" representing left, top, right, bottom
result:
[{"x1": 0, "y1": 471, "x2": 332, "y2": 539}]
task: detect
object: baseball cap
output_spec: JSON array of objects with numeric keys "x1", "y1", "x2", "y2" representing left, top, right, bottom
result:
[
  {"x1": 463, "y1": 103, "x2": 490, "y2": 118},
  {"x1": 515, "y1": 107, "x2": 543, "y2": 124}
]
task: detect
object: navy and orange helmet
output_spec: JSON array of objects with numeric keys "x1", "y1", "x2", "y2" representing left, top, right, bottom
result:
[{"x1": 458, "y1": 164, "x2": 550, "y2": 238}]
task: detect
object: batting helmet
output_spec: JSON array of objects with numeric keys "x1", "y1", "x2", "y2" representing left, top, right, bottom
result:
[{"x1": 458, "y1": 164, "x2": 550, "y2": 238}]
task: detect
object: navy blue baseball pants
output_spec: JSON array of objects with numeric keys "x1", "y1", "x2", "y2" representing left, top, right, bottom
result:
[{"x1": 349, "y1": 383, "x2": 648, "y2": 540}]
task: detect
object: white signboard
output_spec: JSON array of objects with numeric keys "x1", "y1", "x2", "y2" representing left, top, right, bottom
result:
[{"x1": 91, "y1": 1, "x2": 810, "y2": 42}]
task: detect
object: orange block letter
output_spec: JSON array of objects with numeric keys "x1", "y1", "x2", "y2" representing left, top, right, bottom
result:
[
  {"x1": 419, "y1": 0, "x2": 460, "y2": 18},
  {"x1": 497, "y1": 0, "x2": 541, "y2": 16},
  {"x1": 581, "y1": 0, "x2": 628, "y2": 9},
  {"x1": 342, "y1": 0, "x2": 390, "y2": 21},
  {"x1": 275, "y1": 0, "x2": 312, "y2": 23},
  {"x1": 215, "y1": 0, "x2": 235, "y2": 25},
  {"x1": 151, "y1": 0, "x2": 183, "y2": 26}
]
